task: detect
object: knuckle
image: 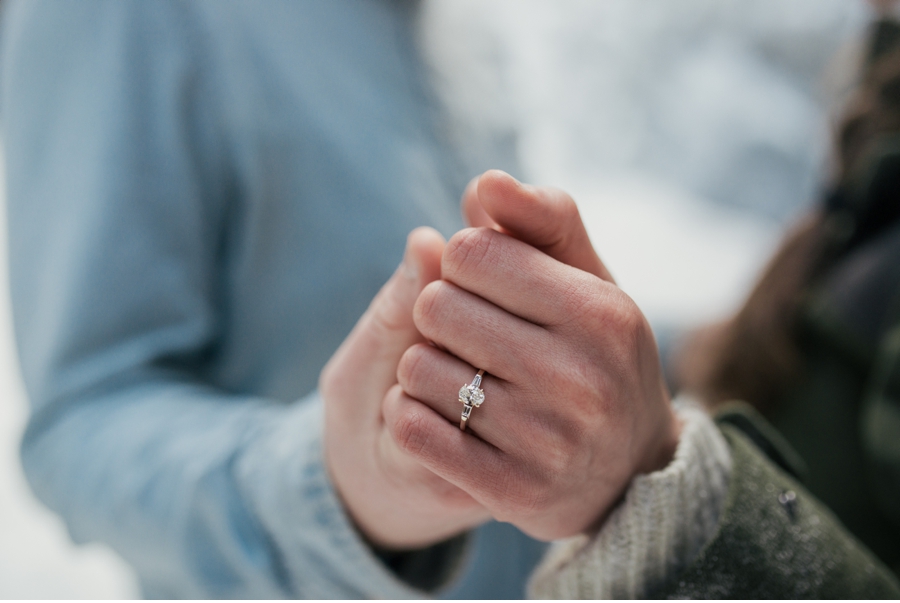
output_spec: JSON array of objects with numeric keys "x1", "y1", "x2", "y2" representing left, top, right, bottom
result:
[
  {"x1": 391, "y1": 405, "x2": 433, "y2": 457},
  {"x1": 567, "y1": 283, "x2": 645, "y2": 346},
  {"x1": 557, "y1": 274, "x2": 604, "y2": 326},
  {"x1": 607, "y1": 293, "x2": 645, "y2": 338},
  {"x1": 535, "y1": 191, "x2": 582, "y2": 252},
  {"x1": 396, "y1": 343, "x2": 430, "y2": 393},
  {"x1": 557, "y1": 194, "x2": 581, "y2": 231},
  {"x1": 413, "y1": 280, "x2": 445, "y2": 329},
  {"x1": 368, "y1": 284, "x2": 411, "y2": 336},
  {"x1": 604, "y1": 295, "x2": 653, "y2": 370},
  {"x1": 444, "y1": 227, "x2": 497, "y2": 278}
]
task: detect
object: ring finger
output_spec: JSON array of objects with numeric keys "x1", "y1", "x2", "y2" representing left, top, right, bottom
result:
[{"x1": 397, "y1": 342, "x2": 523, "y2": 452}]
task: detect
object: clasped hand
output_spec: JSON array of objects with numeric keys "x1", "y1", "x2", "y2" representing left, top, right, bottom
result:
[{"x1": 321, "y1": 171, "x2": 680, "y2": 550}]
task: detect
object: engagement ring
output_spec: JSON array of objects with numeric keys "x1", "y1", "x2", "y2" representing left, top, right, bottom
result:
[{"x1": 459, "y1": 369, "x2": 485, "y2": 431}]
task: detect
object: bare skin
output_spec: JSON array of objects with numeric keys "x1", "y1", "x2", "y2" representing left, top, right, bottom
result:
[
  {"x1": 322, "y1": 170, "x2": 680, "y2": 548},
  {"x1": 321, "y1": 227, "x2": 489, "y2": 549},
  {"x1": 386, "y1": 171, "x2": 681, "y2": 541}
]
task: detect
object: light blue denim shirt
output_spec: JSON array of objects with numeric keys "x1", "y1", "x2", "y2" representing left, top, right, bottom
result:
[{"x1": 1, "y1": 0, "x2": 546, "y2": 597}]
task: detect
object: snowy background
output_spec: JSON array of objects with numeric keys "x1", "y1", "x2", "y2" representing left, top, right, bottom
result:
[{"x1": 0, "y1": 0, "x2": 874, "y2": 597}]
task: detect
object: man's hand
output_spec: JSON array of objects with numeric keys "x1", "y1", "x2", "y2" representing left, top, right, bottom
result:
[
  {"x1": 460, "y1": 170, "x2": 613, "y2": 282},
  {"x1": 320, "y1": 227, "x2": 490, "y2": 549},
  {"x1": 384, "y1": 172, "x2": 681, "y2": 541}
]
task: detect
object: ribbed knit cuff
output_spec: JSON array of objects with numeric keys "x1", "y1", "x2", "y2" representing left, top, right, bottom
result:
[{"x1": 527, "y1": 398, "x2": 732, "y2": 599}]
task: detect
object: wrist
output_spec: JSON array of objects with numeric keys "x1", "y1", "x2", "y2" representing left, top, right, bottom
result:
[
  {"x1": 369, "y1": 532, "x2": 471, "y2": 593},
  {"x1": 530, "y1": 399, "x2": 732, "y2": 599},
  {"x1": 637, "y1": 383, "x2": 682, "y2": 476},
  {"x1": 646, "y1": 408, "x2": 683, "y2": 475}
]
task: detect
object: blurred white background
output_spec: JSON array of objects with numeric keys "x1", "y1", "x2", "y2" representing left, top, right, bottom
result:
[{"x1": 0, "y1": 0, "x2": 874, "y2": 597}]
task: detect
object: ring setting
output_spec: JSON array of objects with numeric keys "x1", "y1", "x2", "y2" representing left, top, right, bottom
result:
[{"x1": 459, "y1": 369, "x2": 485, "y2": 431}]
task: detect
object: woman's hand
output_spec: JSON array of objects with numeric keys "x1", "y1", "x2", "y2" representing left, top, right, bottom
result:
[
  {"x1": 320, "y1": 227, "x2": 490, "y2": 550},
  {"x1": 384, "y1": 172, "x2": 681, "y2": 541}
]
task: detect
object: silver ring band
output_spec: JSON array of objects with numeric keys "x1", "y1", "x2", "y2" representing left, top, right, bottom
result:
[{"x1": 459, "y1": 369, "x2": 486, "y2": 431}]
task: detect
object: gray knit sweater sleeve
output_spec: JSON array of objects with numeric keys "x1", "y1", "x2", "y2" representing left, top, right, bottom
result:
[{"x1": 528, "y1": 399, "x2": 732, "y2": 599}]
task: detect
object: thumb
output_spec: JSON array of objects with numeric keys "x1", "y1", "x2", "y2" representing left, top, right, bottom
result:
[
  {"x1": 320, "y1": 227, "x2": 445, "y2": 413},
  {"x1": 468, "y1": 170, "x2": 614, "y2": 283},
  {"x1": 368, "y1": 226, "x2": 445, "y2": 348},
  {"x1": 461, "y1": 176, "x2": 498, "y2": 229}
]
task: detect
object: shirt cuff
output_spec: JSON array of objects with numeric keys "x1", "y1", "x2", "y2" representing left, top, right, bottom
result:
[
  {"x1": 235, "y1": 390, "x2": 434, "y2": 599},
  {"x1": 527, "y1": 397, "x2": 733, "y2": 599}
]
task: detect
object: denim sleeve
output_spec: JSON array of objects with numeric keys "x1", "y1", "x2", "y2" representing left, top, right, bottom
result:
[{"x1": 1, "y1": 1, "x2": 425, "y2": 597}]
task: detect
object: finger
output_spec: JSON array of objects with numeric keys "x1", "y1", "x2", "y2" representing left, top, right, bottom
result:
[
  {"x1": 413, "y1": 280, "x2": 551, "y2": 380},
  {"x1": 358, "y1": 427, "x2": 488, "y2": 547},
  {"x1": 382, "y1": 385, "x2": 516, "y2": 511},
  {"x1": 441, "y1": 227, "x2": 613, "y2": 327},
  {"x1": 397, "y1": 343, "x2": 522, "y2": 450},
  {"x1": 475, "y1": 170, "x2": 614, "y2": 282},
  {"x1": 461, "y1": 175, "x2": 498, "y2": 229},
  {"x1": 321, "y1": 227, "x2": 445, "y2": 418},
  {"x1": 374, "y1": 427, "x2": 484, "y2": 512}
]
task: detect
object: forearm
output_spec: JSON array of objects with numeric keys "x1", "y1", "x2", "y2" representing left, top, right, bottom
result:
[{"x1": 23, "y1": 379, "x2": 425, "y2": 598}]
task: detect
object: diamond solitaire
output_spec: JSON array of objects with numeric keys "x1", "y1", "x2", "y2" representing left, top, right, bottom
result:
[
  {"x1": 459, "y1": 383, "x2": 485, "y2": 407},
  {"x1": 459, "y1": 369, "x2": 486, "y2": 431}
]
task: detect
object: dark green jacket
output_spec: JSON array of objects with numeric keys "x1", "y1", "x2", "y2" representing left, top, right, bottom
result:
[{"x1": 655, "y1": 415, "x2": 900, "y2": 598}]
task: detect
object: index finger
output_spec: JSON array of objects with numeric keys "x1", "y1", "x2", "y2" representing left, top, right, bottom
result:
[
  {"x1": 474, "y1": 170, "x2": 614, "y2": 282},
  {"x1": 441, "y1": 227, "x2": 613, "y2": 327}
]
